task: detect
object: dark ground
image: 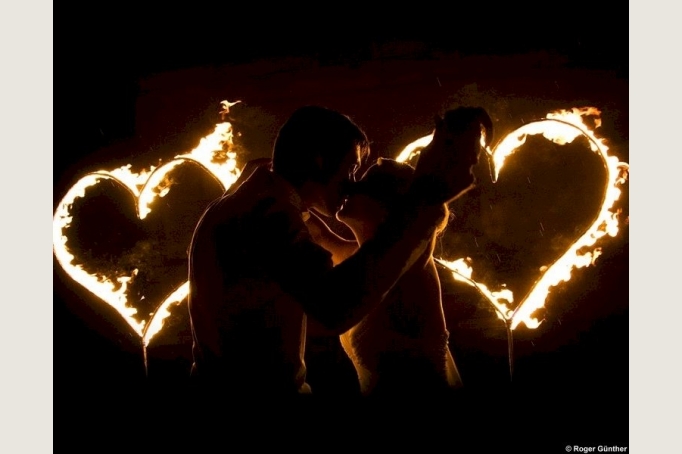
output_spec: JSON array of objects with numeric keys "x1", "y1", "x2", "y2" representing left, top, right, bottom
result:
[{"x1": 55, "y1": 8, "x2": 628, "y2": 450}]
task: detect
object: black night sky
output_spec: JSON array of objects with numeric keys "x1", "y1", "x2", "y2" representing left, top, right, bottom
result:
[{"x1": 56, "y1": 6, "x2": 629, "y2": 449}]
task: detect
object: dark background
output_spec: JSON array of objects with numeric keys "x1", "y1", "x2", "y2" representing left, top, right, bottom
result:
[{"x1": 56, "y1": 6, "x2": 628, "y2": 449}]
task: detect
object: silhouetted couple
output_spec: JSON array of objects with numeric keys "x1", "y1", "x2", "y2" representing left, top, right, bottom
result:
[{"x1": 187, "y1": 105, "x2": 492, "y2": 403}]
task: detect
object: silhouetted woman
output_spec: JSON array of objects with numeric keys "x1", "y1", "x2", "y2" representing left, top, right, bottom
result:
[{"x1": 305, "y1": 158, "x2": 463, "y2": 399}]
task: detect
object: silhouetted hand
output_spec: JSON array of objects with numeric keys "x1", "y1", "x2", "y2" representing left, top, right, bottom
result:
[{"x1": 412, "y1": 107, "x2": 493, "y2": 205}]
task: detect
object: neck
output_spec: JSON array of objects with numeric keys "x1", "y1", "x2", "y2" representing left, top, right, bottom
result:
[
  {"x1": 348, "y1": 222, "x2": 377, "y2": 246},
  {"x1": 270, "y1": 169, "x2": 306, "y2": 212}
]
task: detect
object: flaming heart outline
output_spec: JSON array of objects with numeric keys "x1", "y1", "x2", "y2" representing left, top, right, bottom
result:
[
  {"x1": 53, "y1": 120, "x2": 241, "y2": 346},
  {"x1": 396, "y1": 107, "x2": 629, "y2": 330},
  {"x1": 53, "y1": 105, "x2": 629, "y2": 349}
]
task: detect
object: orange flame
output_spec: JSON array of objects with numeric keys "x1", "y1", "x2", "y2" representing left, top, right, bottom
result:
[
  {"x1": 397, "y1": 107, "x2": 629, "y2": 329},
  {"x1": 53, "y1": 102, "x2": 241, "y2": 345},
  {"x1": 54, "y1": 104, "x2": 629, "y2": 349},
  {"x1": 436, "y1": 258, "x2": 515, "y2": 322}
]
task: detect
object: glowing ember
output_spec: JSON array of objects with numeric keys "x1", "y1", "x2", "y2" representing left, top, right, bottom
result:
[
  {"x1": 53, "y1": 102, "x2": 241, "y2": 345},
  {"x1": 395, "y1": 134, "x2": 434, "y2": 163},
  {"x1": 436, "y1": 258, "x2": 515, "y2": 322},
  {"x1": 143, "y1": 283, "x2": 189, "y2": 345},
  {"x1": 397, "y1": 107, "x2": 629, "y2": 329}
]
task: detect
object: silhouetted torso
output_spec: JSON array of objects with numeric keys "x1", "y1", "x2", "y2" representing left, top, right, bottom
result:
[
  {"x1": 340, "y1": 250, "x2": 459, "y2": 397},
  {"x1": 188, "y1": 167, "x2": 330, "y2": 396}
]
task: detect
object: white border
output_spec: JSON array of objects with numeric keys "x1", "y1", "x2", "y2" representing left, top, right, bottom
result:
[
  {"x1": 0, "y1": 1, "x2": 53, "y2": 450},
  {"x1": 630, "y1": 1, "x2": 682, "y2": 451}
]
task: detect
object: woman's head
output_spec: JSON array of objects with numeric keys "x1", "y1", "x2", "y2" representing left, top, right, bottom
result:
[{"x1": 337, "y1": 158, "x2": 450, "y2": 242}]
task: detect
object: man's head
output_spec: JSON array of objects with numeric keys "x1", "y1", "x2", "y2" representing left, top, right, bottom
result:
[{"x1": 272, "y1": 106, "x2": 371, "y2": 216}]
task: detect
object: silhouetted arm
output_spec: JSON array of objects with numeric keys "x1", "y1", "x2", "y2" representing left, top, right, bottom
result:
[{"x1": 269, "y1": 197, "x2": 445, "y2": 334}]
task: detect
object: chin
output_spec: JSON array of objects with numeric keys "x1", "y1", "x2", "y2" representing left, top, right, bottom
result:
[
  {"x1": 335, "y1": 210, "x2": 346, "y2": 222},
  {"x1": 335, "y1": 199, "x2": 349, "y2": 220}
]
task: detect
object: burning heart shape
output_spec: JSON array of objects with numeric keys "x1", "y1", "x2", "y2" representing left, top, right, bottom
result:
[
  {"x1": 396, "y1": 107, "x2": 629, "y2": 329},
  {"x1": 53, "y1": 119, "x2": 243, "y2": 346},
  {"x1": 53, "y1": 105, "x2": 629, "y2": 348}
]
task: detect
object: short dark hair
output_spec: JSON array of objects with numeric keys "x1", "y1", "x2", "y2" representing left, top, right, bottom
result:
[{"x1": 272, "y1": 106, "x2": 370, "y2": 188}]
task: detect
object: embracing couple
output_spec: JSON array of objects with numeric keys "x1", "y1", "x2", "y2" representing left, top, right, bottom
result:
[{"x1": 187, "y1": 105, "x2": 492, "y2": 403}]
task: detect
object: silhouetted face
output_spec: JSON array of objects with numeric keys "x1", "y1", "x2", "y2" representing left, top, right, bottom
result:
[
  {"x1": 312, "y1": 145, "x2": 364, "y2": 217},
  {"x1": 336, "y1": 159, "x2": 414, "y2": 242},
  {"x1": 336, "y1": 190, "x2": 386, "y2": 241}
]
